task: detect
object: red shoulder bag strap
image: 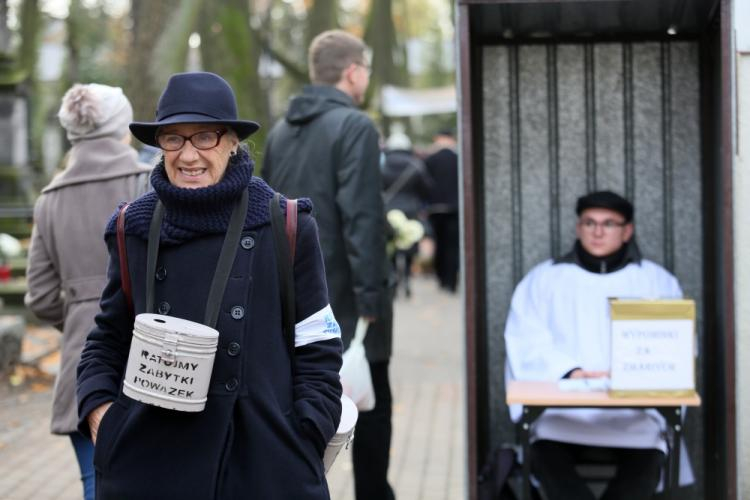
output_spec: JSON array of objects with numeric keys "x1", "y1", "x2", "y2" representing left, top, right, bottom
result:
[
  {"x1": 270, "y1": 194, "x2": 298, "y2": 359},
  {"x1": 116, "y1": 204, "x2": 134, "y2": 316},
  {"x1": 286, "y1": 199, "x2": 297, "y2": 264}
]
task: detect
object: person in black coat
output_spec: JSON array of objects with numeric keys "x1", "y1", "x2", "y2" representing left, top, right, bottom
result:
[
  {"x1": 381, "y1": 130, "x2": 432, "y2": 297},
  {"x1": 424, "y1": 129, "x2": 460, "y2": 292},
  {"x1": 262, "y1": 30, "x2": 396, "y2": 500},
  {"x1": 382, "y1": 131, "x2": 433, "y2": 220},
  {"x1": 76, "y1": 72, "x2": 343, "y2": 499}
]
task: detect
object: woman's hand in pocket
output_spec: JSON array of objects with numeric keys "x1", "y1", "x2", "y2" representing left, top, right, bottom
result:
[{"x1": 88, "y1": 402, "x2": 113, "y2": 445}]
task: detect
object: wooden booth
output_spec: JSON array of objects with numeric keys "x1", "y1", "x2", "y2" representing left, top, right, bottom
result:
[{"x1": 457, "y1": 1, "x2": 735, "y2": 499}]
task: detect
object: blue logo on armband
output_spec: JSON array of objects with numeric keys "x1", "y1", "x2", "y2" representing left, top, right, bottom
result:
[{"x1": 323, "y1": 313, "x2": 341, "y2": 335}]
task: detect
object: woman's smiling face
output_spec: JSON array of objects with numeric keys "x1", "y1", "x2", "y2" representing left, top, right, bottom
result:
[{"x1": 158, "y1": 123, "x2": 238, "y2": 189}]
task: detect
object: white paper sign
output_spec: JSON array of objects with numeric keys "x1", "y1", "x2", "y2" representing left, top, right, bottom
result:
[{"x1": 610, "y1": 319, "x2": 694, "y2": 391}]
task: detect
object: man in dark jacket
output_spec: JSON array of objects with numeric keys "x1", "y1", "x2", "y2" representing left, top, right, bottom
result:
[
  {"x1": 424, "y1": 129, "x2": 460, "y2": 292},
  {"x1": 262, "y1": 30, "x2": 396, "y2": 500}
]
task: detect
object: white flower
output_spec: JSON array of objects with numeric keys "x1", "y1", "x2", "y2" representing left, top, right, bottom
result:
[{"x1": 387, "y1": 209, "x2": 424, "y2": 251}]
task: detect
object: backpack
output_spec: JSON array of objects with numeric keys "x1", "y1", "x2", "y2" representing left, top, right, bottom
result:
[{"x1": 478, "y1": 447, "x2": 520, "y2": 500}]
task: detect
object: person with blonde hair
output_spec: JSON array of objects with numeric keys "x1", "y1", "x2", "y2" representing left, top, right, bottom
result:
[
  {"x1": 263, "y1": 30, "x2": 396, "y2": 500},
  {"x1": 25, "y1": 83, "x2": 151, "y2": 499}
]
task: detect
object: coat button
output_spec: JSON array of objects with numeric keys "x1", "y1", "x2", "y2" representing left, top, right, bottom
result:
[
  {"x1": 225, "y1": 378, "x2": 239, "y2": 391},
  {"x1": 230, "y1": 306, "x2": 245, "y2": 320},
  {"x1": 240, "y1": 236, "x2": 255, "y2": 250},
  {"x1": 227, "y1": 342, "x2": 241, "y2": 357},
  {"x1": 155, "y1": 266, "x2": 167, "y2": 281},
  {"x1": 157, "y1": 301, "x2": 171, "y2": 315}
]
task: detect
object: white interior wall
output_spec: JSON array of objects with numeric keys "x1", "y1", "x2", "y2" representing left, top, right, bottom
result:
[{"x1": 733, "y1": 2, "x2": 750, "y2": 495}]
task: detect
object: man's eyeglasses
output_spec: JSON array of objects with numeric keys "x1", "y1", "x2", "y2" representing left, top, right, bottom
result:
[
  {"x1": 157, "y1": 130, "x2": 227, "y2": 151},
  {"x1": 579, "y1": 218, "x2": 628, "y2": 231},
  {"x1": 355, "y1": 62, "x2": 372, "y2": 76}
]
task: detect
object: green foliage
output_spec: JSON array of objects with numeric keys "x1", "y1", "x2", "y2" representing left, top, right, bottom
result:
[
  {"x1": 5, "y1": 0, "x2": 457, "y2": 177},
  {"x1": 17, "y1": 0, "x2": 40, "y2": 77},
  {"x1": 64, "y1": 0, "x2": 129, "y2": 85},
  {"x1": 420, "y1": 112, "x2": 456, "y2": 140},
  {"x1": 0, "y1": 53, "x2": 26, "y2": 85},
  {"x1": 199, "y1": 0, "x2": 269, "y2": 168},
  {"x1": 17, "y1": 0, "x2": 43, "y2": 180},
  {"x1": 0, "y1": 166, "x2": 33, "y2": 239}
]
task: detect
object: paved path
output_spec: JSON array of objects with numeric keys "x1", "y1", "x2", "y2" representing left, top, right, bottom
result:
[
  {"x1": 0, "y1": 275, "x2": 466, "y2": 499},
  {"x1": 0, "y1": 390, "x2": 82, "y2": 499},
  {"x1": 327, "y1": 275, "x2": 466, "y2": 499}
]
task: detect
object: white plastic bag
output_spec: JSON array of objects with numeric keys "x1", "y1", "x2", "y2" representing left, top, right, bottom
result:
[{"x1": 340, "y1": 317, "x2": 376, "y2": 411}]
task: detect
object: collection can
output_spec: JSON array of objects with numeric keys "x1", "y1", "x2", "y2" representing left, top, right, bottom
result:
[{"x1": 123, "y1": 313, "x2": 219, "y2": 412}]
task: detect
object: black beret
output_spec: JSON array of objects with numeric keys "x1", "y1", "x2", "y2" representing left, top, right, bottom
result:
[{"x1": 576, "y1": 190, "x2": 633, "y2": 222}]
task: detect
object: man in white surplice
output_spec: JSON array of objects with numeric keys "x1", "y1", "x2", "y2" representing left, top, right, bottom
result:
[{"x1": 504, "y1": 191, "x2": 689, "y2": 500}]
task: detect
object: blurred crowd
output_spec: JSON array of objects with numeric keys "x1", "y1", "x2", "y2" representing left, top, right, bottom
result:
[{"x1": 380, "y1": 125, "x2": 460, "y2": 298}]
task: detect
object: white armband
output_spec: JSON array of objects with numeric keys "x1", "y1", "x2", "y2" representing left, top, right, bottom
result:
[{"x1": 295, "y1": 304, "x2": 341, "y2": 347}]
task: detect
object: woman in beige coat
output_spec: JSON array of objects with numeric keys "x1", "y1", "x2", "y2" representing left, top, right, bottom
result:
[{"x1": 24, "y1": 83, "x2": 151, "y2": 500}]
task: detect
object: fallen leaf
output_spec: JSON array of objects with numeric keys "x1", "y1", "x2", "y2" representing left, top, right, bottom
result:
[{"x1": 8, "y1": 373, "x2": 23, "y2": 386}]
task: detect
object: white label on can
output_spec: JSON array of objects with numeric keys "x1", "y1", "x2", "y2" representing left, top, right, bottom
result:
[{"x1": 123, "y1": 335, "x2": 216, "y2": 409}]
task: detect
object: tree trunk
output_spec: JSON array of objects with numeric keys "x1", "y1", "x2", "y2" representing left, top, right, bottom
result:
[
  {"x1": 199, "y1": 0, "x2": 269, "y2": 169},
  {"x1": 0, "y1": 0, "x2": 10, "y2": 54},
  {"x1": 364, "y1": 0, "x2": 408, "y2": 132},
  {"x1": 64, "y1": 0, "x2": 82, "y2": 86},
  {"x1": 18, "y1": 0, "x2": 41, "y2": 174},
  {"x1": 126, "y1": 0, "x2": 180, "y2": 124},
  {"x1": 305, "y1": 0, "x2": 338, "y2": 50},
  {"x1": 18, "y1": 0, "x2": 40, "y2": 76}
]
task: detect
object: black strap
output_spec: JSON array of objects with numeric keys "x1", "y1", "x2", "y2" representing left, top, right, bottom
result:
[
  {"x1": 382, "y1": 160, "x2": 418, "y2": 205},
  {"x1": 145, "y1": 201, "x2": 165, "y2": 314},
  {"x1": 204, "y1": 189, "x2": 248, "y2": 328},
  {"x1": 269, "y1": 193, "x2": 296, "y2": 359},
  {"x1": 145, "y1": 189, "x2": 249, "y2": 329}
]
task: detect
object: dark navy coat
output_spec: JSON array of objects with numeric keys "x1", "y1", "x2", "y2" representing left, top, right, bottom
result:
[{"x1": 77, "y1": 203, "x2": 343, "y2": 499}]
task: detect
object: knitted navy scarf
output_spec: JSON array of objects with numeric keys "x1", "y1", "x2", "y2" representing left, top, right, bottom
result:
[{"x1": 105, "y1": 148, "x2": 312, "y2": 245}]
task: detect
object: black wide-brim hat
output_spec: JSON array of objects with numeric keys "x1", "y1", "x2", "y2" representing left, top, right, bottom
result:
[{"x1": 130, "y1": 72, "x2": 260, "y2": 147}]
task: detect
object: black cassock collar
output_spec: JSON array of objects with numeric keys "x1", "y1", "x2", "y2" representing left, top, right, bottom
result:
[{"x1": 554, "y1": 239, "x2": 642, "y2": 274}]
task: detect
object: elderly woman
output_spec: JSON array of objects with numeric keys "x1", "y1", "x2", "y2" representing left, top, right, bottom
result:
[
  {"x1": 76, "y1": 72, "x2": 343, "y2": 499},
  {"x1": 25, "y1": 83, "x2": 151, "y2": 500}
]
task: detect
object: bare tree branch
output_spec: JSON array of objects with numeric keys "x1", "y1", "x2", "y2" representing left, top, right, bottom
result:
[{"x1": 248, "y1": 23, "x2": 308, "y2": 84}]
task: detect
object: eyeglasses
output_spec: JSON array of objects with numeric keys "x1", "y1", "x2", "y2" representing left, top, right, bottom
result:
[
  {"x1": 355, "y1": 62, "x2": 372, "y2": 76},
  {"x1": 579, "y1": 218, "x2": 628, "y2": 231},
  {"x1": 156, "y1": 130, "x2": 227, "y2": 151}
]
